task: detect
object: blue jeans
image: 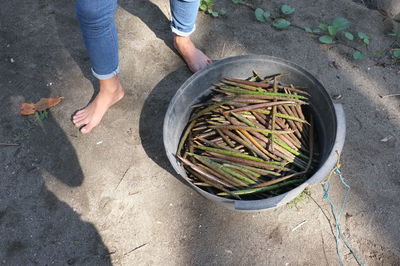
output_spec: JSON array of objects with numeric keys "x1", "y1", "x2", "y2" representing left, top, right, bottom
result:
[{"x1": 76, "y1": 0, "x2": 200, "y2": 80}]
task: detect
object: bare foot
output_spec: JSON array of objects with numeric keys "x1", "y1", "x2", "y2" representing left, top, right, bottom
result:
[
  {"x1": 174, "y1": 35, "x2": 212, "y2": 72},
  {"x1": 72, "y1": 76, "x2": 124, "y2": 134}
]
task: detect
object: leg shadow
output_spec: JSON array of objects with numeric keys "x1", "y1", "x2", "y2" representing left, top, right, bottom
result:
[
  {"x1": 139, "y1": 66, "x2": 191, "y2": 179},
  {"x1": 0, "y1": 0, "x2": 112, "y2": 264},
  {"x1": 119, "y1": 0, "x2": 177, "y2": 53}
]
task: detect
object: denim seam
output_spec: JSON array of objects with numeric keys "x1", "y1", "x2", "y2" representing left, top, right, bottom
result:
[{"x1": 171, "y1": 24, "x2": 196, "y2": 37}]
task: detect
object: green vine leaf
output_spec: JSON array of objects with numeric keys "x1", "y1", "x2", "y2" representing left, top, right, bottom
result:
[
  {"x1": 281, "y1": 5, "x2": 295, "y2": 15},
  {"x1": 200, "y1": 4, "x2": 207, "y2": 11},
  {"x1": 319, "y1": 35, "x2": 334, "y2": 44},
  {"x1": 211, "y1": 10, "x2": 219, "y2": 17},
  {"x1": 353, "y1": 51, "x2": 365, "y2": 60},
  {"x1": 263, "y1": 11, "x2": 271, "y2": 19},
  {"x1": 388, "y1": 28, "x2": 400, "y2": 37},
  {"x1": 358, "y1": 32, "x2": 370, "y2": 45},
  {"x1": 332, "y1": 17, "x2": 349, "y2": 31},
  {"x1": 328, "y1": 25, "x2": 337, "y2": 36},
  {"x1": 272, "y1": 18, "x2": 291, "y2": 29},
  {"x1": 313, "y1": 29, "x2": 321, "y2": 34},
  {"x1": 304, "y1": 27, "x2": 313, "y2": 33},
  {"x1": 255, "y1": 8, "x2": 267, "y2": 22},
  {"x1": 393, "y1": 49, "x2": 400, "y2": 59},
  {"x1": 344, "y1": 32, "x2": 354, "y2": 40},
  {"x1": 319, "y1": 24, "x2": 329, "y2": 31},
  {"x1": 358, "y1": 32, "x2": 369, "y2": 40}
]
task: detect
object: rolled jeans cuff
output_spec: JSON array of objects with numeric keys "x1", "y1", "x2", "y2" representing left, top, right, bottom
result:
[
  {"x1": 92, "y1": 65, "x2": 120, "y2": 80},
  {"x1": 171, "y1": 24, "x2": 196, "y2": 37}
]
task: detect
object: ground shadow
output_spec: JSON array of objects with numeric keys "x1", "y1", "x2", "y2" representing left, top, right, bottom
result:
[
  {"x1": 139, "y1": 65, "x2": 191, "y2": 180},
  {"x1": 0, "y1": 0, "x2": 111, "y2": 264},
  {"x1": 119, "y1": 0, "x2": 177, "y2": 53}
]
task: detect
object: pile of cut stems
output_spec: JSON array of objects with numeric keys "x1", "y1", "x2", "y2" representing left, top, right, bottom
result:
[{"x1": 177, "y1": 71, "x2": 318, "y2": 200}]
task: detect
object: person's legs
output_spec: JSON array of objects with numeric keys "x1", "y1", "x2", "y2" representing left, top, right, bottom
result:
[
  {"x1": 73, "y1": 0, "x2": 124, "y2": 134},
  {"x1": 170, "y1": 0, "x2": 211, "y2": 72}
]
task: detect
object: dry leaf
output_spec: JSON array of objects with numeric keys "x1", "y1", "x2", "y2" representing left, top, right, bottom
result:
[
  {"x1": 19, "y1": 103, "x2": 36, "y2": 115},
  {"x1": 19, "y1": 97, "x2": 64, "y2": 115}
]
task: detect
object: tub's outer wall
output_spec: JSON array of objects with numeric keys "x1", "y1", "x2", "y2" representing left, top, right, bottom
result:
[{"x1": 163, "y1": 55, "x2": 346, "y2": 212}]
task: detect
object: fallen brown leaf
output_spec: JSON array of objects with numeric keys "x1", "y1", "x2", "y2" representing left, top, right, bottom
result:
[{"x1": 19, "y1": 97, "x2": 64, "y2": 115}]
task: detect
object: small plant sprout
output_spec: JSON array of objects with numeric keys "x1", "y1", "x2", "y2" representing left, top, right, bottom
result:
[
  {"x1": 200, "y1": 0, "x2": 222, "y2": 17},
  {"x1": 273, "y1": 18, "x2": 291, "y2": 29},
  {"x1": 255, "y1": 8, "x2": 270, "y2": 22},
  {"x1": 393, "y1": 49, "x2": 400, "y2": 59},
  {"x1": 388, "y1": 28, "x2": 400, "y2": 37},
  {"x1": 357, "y1": 32, "x2": 370, "y2": 45},
  {"x1": 317, "y1": 18, "x2": 350, "y2": 44},
  {"x1": 344, "y1": 32, "x2": 354, "y2": 40},
  {"x1": 353, "y1": 51, "x2": 365, "y2": 60},
  {"x1": 280, "y1": 5, "x2": 295, "y2": 15}
]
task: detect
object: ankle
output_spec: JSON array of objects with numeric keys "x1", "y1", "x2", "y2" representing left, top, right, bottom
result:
[
  {"x1": 174, "y1": 35, "x2": 192, "y2": 46},
  {"x1": 99, "y1": 76, "x2": 122, "y2": 93}
]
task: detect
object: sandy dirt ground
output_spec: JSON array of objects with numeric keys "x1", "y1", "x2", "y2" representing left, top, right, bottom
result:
[{"x1": 1, "y1": 0, "x2": 400, "y2": 265}]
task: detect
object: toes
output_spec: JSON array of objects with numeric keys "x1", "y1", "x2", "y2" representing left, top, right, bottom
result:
[
  {"x1": 72, "y1": 111, "x2": 86, "y2": 122},
  {"x1": 75, "y1": 109, "x2": 86, "y2": 116},
  {"x1": 80, "y1": 123, "x2": 95, "y2": 134},
  {"x1": 73, "y1": 111, "x2": 86, "y2": 119},
  {"x1": 74, "y1": 117, "x2": 89, "y2": 128}
]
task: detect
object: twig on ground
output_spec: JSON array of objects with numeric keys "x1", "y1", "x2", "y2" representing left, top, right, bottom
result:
[
  {"x1": 115, "y1": 166, "x2": 133, "y2": 191},
  {"x1": 0, "y1": 143, "x2": 20, "y2": 146},
  {"x1": 379, "y1": 93, "x2": 400, "y2": 98},
  {"x1": 124, "y1": 243, "x2": 148, "y2": 256}
]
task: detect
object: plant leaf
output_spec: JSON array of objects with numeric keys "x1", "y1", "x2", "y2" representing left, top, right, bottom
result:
[
  {"x1": 319, "y1": 35, "x2": 334, "y2": 44},
  {"x1": 393, "y1": 49, "x2": 400, "y2": 59},
  {"x1": 255, "y1": 8, "x2": 267, "y2": 22},
  {"x1": 211, "y1": 11, "x2": 219, "y2": 17},
  {"x1": 272, "y1": 18, "x2": 291, "y2": 29},
  {"x1": 332, "y1": 17, "x2": 349, "y2": 30},
  {"x1": 199, "y1": 4, "x2": 207, "y2": 11},
  {"x1": 312, "y1": 28, "x2": 321, "y2": 34},
  {"x1": 219, "y1": 8, "x2": 226, "y2": 15},
  {"x1": 344, "y1": 32, "x2": 354, "y2": 40},
  {"x1": 19, "y1": 97, "x2": 64, "y2": 115},
  {"x1": 328, "y1": 25, "x2": 337, "y2": 36},
  {"x1": 319, "y1": 24, "x2": 328, "y2": 31},
  {"x1": 353, "y1": 51, "x2": 365, "y2": 60},
  {"x1": 281, "y1": 4, "x2": 295, "y2": 15},
  {"x1": 263, "y1": 11, "x2": 271, "y2": 19},
  {"x1": 358, "y1": 32, "x2": 369, "y2": 40},
  {"x1": 304, "y1": 27, "x2": 313, "y2": 33},
  {"x1": 363, "y1": 38, "x2": 369, "y2": 45},
  {"x1": 388, "y1": 29, "x2": 400, "y2": 37}
]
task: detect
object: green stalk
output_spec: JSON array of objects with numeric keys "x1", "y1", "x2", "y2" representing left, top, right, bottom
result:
[
  {"x1": 218, "y1": 86, "x2": 308, "y2": 100},
  {"x1": 189, "y1": 101, "x2": 229, "y2": 121},
  {"x1": 220, "y1": 167, "x2": 256, "y2": 185},
  {"x1": 177, "y1": 120, "x2": 196, "y2": 156},
  {"x1": 217, "y1": 179, "x2": 304, "y2": 196},
  {"x1": 208, "y1": 125, "x2": 293, "y2": 135},
  {"x1": 272, "y1": 137, "x2": 309, "y2": 160},
  {"x1": 222, "y1": 164, "x2": 261, "y2": 178},
  {"x1": 194, "y1": 145, "x2": 286, "y2": 166},
  {"x1": 230, "y1": 112, "x2": 255, "y2": 127},
  {"x1": 189, "y1": 153, "x2": 248, "y2": 186},
  {"x1": 252, "y1": 110, "x2": 308, "y2": 124},
  {"x1": 221, "y1": 79, "x2": 264, "y2": 91}
]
